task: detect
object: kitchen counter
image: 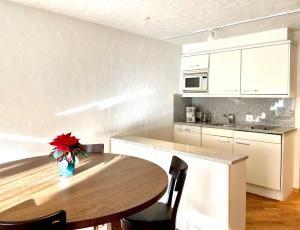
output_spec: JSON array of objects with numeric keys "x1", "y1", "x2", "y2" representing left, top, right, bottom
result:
[
  {"x1": 111, "y1": 135, "x2": 248, "y2": 165},
  {"x1": 174, "y1": 121, "x2": 296, "y2": 135},
  {"x1": 111, "y1": 135, "x2": 247, "y2": 229}
]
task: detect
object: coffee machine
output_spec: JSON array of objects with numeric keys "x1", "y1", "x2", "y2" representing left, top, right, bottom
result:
[{"x1": 186, "y1": 107, "x2": 196, "y2": 123}]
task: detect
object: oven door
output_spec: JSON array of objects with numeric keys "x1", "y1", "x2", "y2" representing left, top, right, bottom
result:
[{"x1": 183, "y1": 75, "x2": 201, "y2": 91}]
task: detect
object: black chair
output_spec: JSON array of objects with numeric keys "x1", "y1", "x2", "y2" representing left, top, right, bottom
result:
[
  {"x1": 79, "y1": 144, "x2": 104, "y2": 153},
  {"x1": 0, "y1": 210, "x2": 66, "y2": 230},
  {"x1": 121, "y1": 155, "x2": 188, "y2": 230}
]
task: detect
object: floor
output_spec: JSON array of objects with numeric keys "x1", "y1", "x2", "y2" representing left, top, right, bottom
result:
[
  {"x1": 86, "y1": 192, "x2": 300, "y2": 230},
  {"x1": 246, "y1": 192, "x2": 300, "y2": 230}
]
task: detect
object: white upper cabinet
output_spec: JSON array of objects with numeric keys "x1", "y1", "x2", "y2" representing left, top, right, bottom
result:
[
  {"x1": 209, "y1": 50, "x2": 241, "y2": 95},
  {"x1": 241, "y1": 44, "x2": 290, "y2": 95},
  {"x1": 182, "y1": 41, "x2": 296, "y2": 97},
  {"x1": 181, "y1": 54, "x2": 209, "y2": 71}
]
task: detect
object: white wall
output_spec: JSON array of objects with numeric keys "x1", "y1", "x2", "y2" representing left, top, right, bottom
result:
[
  {"x1": 0, "y1": 0, "x2": 180, "y2": 163},
  {"x1": 292, "y1": 30, "x2": 300, "y2": 189}
]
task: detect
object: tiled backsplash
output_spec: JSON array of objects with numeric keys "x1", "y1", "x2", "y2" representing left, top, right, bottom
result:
[{"x1": 174, "y1": 94, "x2": 295, "y2": 127}]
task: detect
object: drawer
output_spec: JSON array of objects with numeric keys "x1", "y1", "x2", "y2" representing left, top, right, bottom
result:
[
  {"x1": 202, "y1": 127, "x2": 233, "y2": 137},
  {"x1": 174, "y1": 124, "x2": 201, "y2": 134},
  {"x1": 181, "y1": 54, "x2": 209, "y2": 70},
  {"x1": 234, "y1": 131, "x2": 281, "y2": 144}
]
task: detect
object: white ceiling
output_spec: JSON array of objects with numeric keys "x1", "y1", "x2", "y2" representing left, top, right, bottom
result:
[{"x1": 6, "y1": 0, "x2": 300, "y2": 44}]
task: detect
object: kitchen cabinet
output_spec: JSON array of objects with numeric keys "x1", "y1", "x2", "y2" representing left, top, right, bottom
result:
[
  {"x1": 241, "y1": 43, "x2": 290, "y2": 95},
  {"x1": 209, "y1": 50, "x2": 241, "y2": 95},
  {"x1": 174, "y1": 124, "x2": 201, "y2": 146},
  {"x1": 202, "y1": 127, "x2": 234, "y2": 153},
  {"x1": 181, "y1": 54, "x2": 209, "y2": 71},
  {"x1": 234, "y1": 138, "x2": 281, "y2": 190},
  {"x1": 233, "y1": 131, "x2": 282, "y2": 191},
  {"x1": 182, "y1": 41, "x2": 296, "y2": 98},
  {"x1": 172, "y1": 124, "x2": 294, "y2": 200},
  {"x1": 202, "y1": 135, "x2": 233, "y2": 153}
]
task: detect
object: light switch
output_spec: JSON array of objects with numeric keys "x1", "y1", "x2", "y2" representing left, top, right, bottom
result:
[{"x1": 246, "y1": 114, "x2": 253, "y2": 122}]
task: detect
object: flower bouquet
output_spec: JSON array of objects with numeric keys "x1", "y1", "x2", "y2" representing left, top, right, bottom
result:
[{"x1": 49, "y1": 133, "x2": 87, "y2": 177}]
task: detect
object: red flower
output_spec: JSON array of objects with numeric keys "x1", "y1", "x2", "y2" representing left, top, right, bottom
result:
[
  {"x1": 50, "y1": 132, "x2": 79, "y2": 153},
  {"x1": 49, "y1": 133, "x2": 87, "y2": 164}
]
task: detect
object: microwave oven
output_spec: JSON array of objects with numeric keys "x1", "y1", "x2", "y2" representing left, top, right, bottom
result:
[{"x1": 183, "y1": 70, "x2": 208, "y2": 92}]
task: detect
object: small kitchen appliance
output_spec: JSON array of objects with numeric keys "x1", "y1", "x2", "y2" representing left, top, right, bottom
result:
[
  {"x1": 186, "y1": 107, "x2": 196, "y2": 123},
  {"x1": 201, "y1": 112, "x2": 211, "y2": 123},
  {"x1": 183, "y1": 70, "x2": 208, "y2": 92}
]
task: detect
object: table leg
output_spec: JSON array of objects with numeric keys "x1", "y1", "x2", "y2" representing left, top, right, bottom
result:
[{"x1": 110, "y1": 219, "x2": 122, "y2": 230}]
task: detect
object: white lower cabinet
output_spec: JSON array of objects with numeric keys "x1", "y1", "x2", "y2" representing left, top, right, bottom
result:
[
  {"x1": 174, "y1": 124, "x2": 201, "y2": 146},
  {"x1": 234, "y1": 138, "x2": 281, "y2": 190},
  {"x1": 202, "y1": 135, "x2": 233, "y2": 153},
  {"x1": 202, "y1": 127, "x2": 234, "y2": 153},
  {"x1": 173, "y1": 125, "x2": 294, "y2": 200}
]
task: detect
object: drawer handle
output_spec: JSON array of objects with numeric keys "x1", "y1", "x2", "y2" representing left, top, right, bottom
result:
[
  {"x1": 243, "y1": 89, "x2": 258, "y2": 92},
  {"x1": 236, "y1": 142, "x2": 250, "y2": 146},
  {"x1": 217, "y1": 139, "x2": 231, "y2": 143},
  {"x1": 224, "y1": 90, "x2": 238, "y2": 92}
]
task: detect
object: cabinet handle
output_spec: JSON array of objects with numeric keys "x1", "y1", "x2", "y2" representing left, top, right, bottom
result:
[
  {"x1": 187, "y1": 64, "x2": 200, "y2": 67},
  {"x1": 236, "y1": 142, "x2": 250, "y2": 146},
  {"x1": 243, "y1": 89, "x2": 258, "y2": 92},
  {"x1": 224, "y1": 90, "x2": 238, "y2": 92},
  {"x1": 217, "y1": 139, "x2": 231, "y2": 143}
]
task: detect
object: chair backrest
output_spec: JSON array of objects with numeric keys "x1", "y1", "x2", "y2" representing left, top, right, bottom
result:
[
  {"x1": 0, "y1": 210, "x2": 66, "y2": 230},
  {"x1": 79, "y1": 144, "x2": 104, "y2": 153},
  {"x1": 166, "y1": 156, "x2": 188, "y2": 229}
]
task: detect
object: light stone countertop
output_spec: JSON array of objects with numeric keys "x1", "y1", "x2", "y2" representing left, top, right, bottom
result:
[
  {"x1": 174, "y1": 122, "x2": 296, "y2": 135},
  {"x1": 111, "y1": 136, "x2": 248, "y2": 165}
]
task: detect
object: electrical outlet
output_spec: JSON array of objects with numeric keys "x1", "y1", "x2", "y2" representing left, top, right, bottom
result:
[{"x1": 246, "y1": 114, "x2": 253, "y2": 122}]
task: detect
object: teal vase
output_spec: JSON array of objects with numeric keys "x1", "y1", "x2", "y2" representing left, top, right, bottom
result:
[{"x1": 59, "y1": 160, "x2": 75, "y2": 177}]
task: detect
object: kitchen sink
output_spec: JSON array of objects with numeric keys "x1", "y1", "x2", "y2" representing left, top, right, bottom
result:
[
  {"x1": 210, "y1": 123, "x2": 234, "y2": 127},
  {"x1": 249, "y1": 125, "x2": 278, "y2": 130}
]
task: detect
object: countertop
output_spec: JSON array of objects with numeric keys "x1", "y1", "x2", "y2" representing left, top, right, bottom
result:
[
  {"x1": 174, "y1": 121, "x2": 296, "y2": 135},
  {"x1": 111, "y1": 136, "x2": 248, "y2": 165}
]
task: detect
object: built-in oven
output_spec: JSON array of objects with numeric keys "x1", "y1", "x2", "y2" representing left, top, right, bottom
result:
[{"x1": 183, "y1": 70, "x2": 208, "y2": 92}]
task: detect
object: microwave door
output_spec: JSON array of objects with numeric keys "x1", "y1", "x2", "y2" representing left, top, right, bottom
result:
[{"x1": 184, "y1": 76, "x2": 201, "y2": 91}]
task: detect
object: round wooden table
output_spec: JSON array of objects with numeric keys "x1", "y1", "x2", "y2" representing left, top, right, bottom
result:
[{"x1": 0, "y1": 153, "x2": 168, "y2": 229}]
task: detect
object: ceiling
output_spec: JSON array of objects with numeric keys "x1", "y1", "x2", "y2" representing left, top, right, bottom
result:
[{"x1": 6, "y1": 0, "x2": 300, "y2": 44}]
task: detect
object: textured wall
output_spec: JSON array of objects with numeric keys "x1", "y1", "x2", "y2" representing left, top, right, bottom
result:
[
  {"x1": 173, "y1": 95, "x2": 295, "y2": 127},
  {"x1": 192, "y1": 97, "x2": 295, "y2": 127},
  {"x1": 173, "y1": 94, "x2": 192, "y2": 122},
  {"x1": 0, "y1": 0, "x2": 180, "y2": 163}
]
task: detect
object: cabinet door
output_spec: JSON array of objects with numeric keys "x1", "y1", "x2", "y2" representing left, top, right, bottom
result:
[
  {"x1": 181, "y1": 54, "x2": 209, "y2": 71},
  {"x1": 234, "y1": 139, "x2": 281, "y2": 190},
  {"x1": 202, "y1": 134, "x2": 233, "y2": 153},
  {"x1": 241, "y1": 44, "x2": 289, "y2": 95},
  {"x1": 209, "y1": 50, "x2": 241, "y2": 95},
  {"x1": 174, "y1": 125, "x2": 201, "y2": 146}
]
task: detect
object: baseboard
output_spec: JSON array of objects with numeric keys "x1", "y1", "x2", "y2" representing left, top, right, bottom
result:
[
  {"x1": 293, "y1": 188, "x2": 300, "y2": 192},
  {"x1": 246, "y1": 184, "x2": 284, "y2": 201}
]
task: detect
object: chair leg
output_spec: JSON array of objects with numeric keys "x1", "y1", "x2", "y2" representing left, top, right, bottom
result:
[{"x1": 111, "y1": 220, "x2": 122, "y2": 230}]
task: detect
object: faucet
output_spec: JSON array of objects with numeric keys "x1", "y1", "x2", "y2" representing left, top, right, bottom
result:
[{"x1": 223, "y1": 114, "x2": 235, "y2": 124}]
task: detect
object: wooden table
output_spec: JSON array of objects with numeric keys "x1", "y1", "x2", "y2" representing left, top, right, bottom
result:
[{"x1": 0, "y1": 153, "x2": 168, "y2": 229}]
